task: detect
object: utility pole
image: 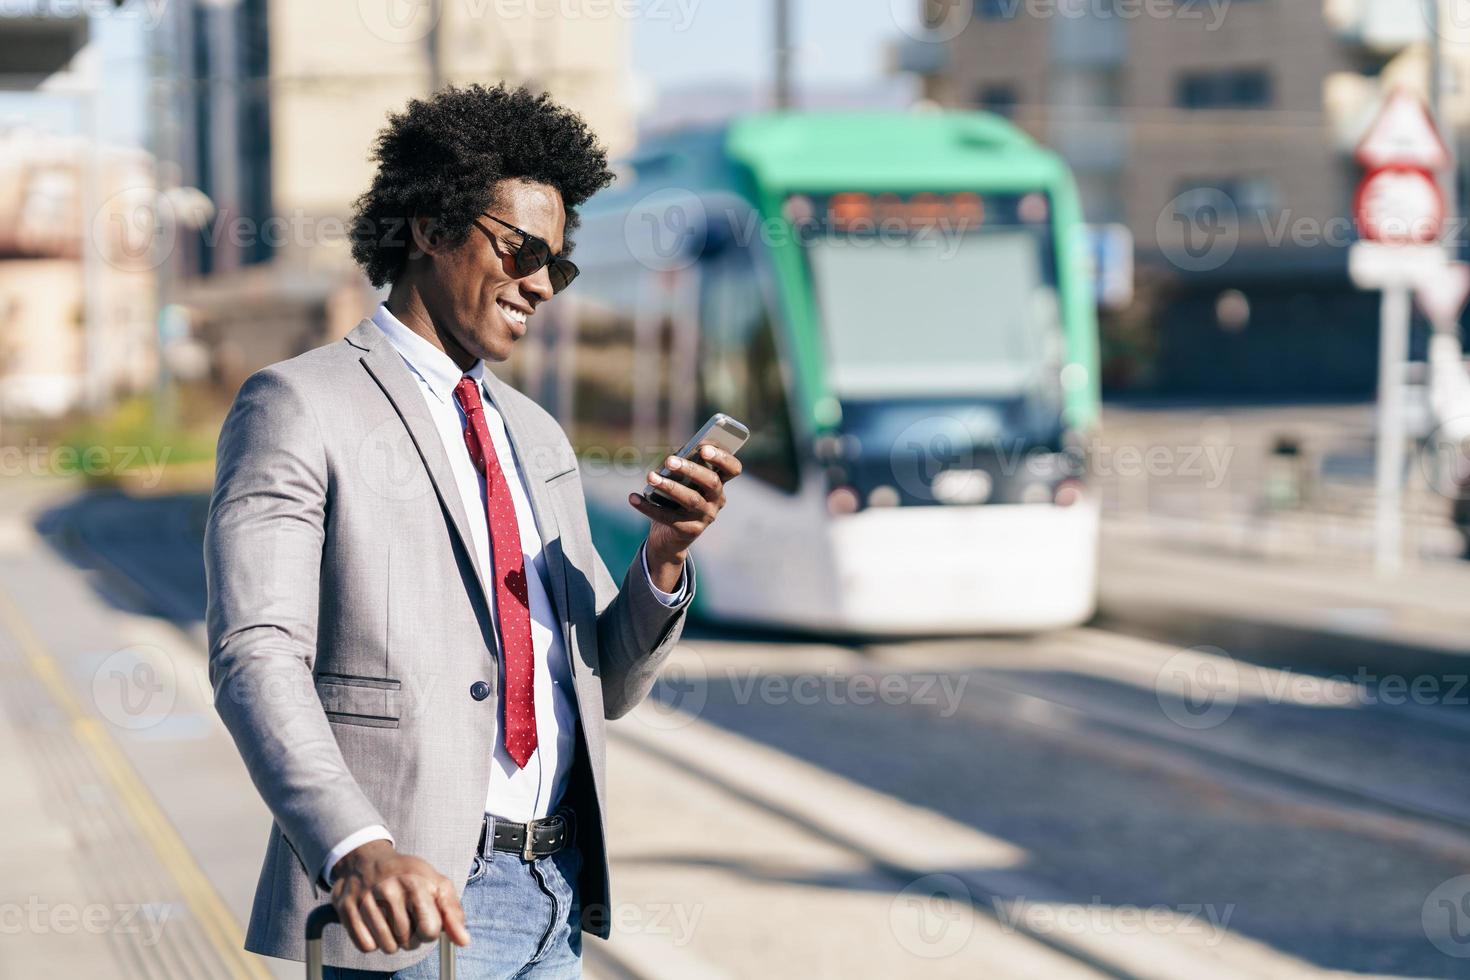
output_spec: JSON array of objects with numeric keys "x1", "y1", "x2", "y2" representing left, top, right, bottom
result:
[
  {"x1": 1429, "y1": 0, "x2": 1441, "y2": 114},
  {"x1": 1427, "y1": 0, "x2": 1460, "y2": 252},
  {"x1": 1375, "y1": 280, "x2": 1411, "y2": 575},
  {"x1": 773, "y1": 0, "x2": 793, "y2": 110},
  {"x1": 427, "y1": 0, "x2": 443, "y2": 93}
]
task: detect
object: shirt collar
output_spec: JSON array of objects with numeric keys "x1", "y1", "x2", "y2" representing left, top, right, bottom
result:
[{"x1": 372, "y1": 304, "x2": 486, "y2": 405}]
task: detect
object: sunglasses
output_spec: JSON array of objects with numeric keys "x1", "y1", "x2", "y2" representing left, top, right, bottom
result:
[{"x1": 476, "y1": 213, "x2": 579, "y2": 294}]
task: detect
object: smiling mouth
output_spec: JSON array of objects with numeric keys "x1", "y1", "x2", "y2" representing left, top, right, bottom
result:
[{"x1": 497, "y1": 299, "x2": 529, "y2": 330}]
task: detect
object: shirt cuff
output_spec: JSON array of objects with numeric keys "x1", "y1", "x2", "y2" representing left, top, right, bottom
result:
[
  {"x1": 641, "y1": 541, "x2": 687, "y2": 606},
  {"x1": 321, "y1": 825, "x2": 394, "y2": 887}
]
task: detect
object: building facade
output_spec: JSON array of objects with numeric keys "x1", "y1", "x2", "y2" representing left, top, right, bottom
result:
[
  {"x1": 158, "y1": 0, "x2": 633, "y2": 388},
  {"x1": 905, "y1": 0, "x2": 1470, "y2": 396},
  {"x1": 0, "y1": 9, "x2": 158, "y2": 420}
]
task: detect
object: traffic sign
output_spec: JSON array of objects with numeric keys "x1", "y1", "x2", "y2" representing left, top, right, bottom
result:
[
  {"x1": 1415, "y1": 261, "x2": 1470, "y2": 327},
  {"x1": 1349, "y1": 241, "x2": 1447, "y2": 289},
  {"x1": 1355, "y1": 90, "x2": 1450, "y2": 171},
  {"x1": 1354, "y1": 166, "x2": 1445, "y2": 244},
  {"x1": 1350, "y1": 90, "x2": 1454, "y2": 577}
]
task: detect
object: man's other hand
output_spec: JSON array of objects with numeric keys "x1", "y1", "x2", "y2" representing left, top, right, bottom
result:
[{"x1": 330, "y1": 840, "x2": 471, "y2": 954}]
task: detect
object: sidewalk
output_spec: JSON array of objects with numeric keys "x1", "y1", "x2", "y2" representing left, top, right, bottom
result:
[
  {"x1": 0, "y1": 478, "x2": 1110, "y2": 979},
  {"x1": 0, "y1": 477, "x2": 291, "y2": 980},
  {"x1": 0, "y1": 636, "x2": 121, "y2": 978},
  {"x1": 1099, "y1": 517, "x2": 1470, "y2": 684}
]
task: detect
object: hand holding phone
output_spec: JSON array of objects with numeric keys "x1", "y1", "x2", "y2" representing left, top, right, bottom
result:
[{"x1": 644, "y1": 413, "x2": 750, "y2": 509}]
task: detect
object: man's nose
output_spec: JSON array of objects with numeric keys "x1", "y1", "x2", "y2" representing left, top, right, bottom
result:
[{"x1": 522, "y1": 265, "x2": 554, "y2": 304}]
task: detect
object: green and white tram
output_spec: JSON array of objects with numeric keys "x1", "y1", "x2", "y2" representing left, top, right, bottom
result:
[{"x1": 497, "y1": 112, "x2": 1101, "y2": 634}]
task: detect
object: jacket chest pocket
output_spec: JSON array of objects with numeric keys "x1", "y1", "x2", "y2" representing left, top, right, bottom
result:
[{"x1": 316, "y1": 673, "x2": 402, "y2": 729}]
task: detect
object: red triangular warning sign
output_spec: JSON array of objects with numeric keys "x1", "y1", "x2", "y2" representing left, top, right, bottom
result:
[{"x1": 1356, "y1": 90, "x2": 1450, "y2": 171}]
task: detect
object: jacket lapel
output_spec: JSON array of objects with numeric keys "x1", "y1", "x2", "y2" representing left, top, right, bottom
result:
[{"x1": 347, "y1": 319, "x2": 493, "y2": 613}]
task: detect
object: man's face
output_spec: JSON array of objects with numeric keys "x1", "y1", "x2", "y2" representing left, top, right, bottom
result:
[{"x1": 422, "y1": 178, "x2": 567, "y2": 364}]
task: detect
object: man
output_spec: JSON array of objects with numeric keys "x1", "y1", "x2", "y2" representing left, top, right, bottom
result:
[{"x1": 205, "y1": 84, "x2": 739, "y2": 978}]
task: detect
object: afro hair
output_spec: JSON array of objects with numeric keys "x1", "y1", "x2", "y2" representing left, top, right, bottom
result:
[{"x1": 350, "y1": 83, "x2": 615, "y2": 287}]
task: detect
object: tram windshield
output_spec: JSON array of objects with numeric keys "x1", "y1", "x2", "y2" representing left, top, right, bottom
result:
[{"x1": 793, "y1": 191, "x2": 1065, "y2": 401}]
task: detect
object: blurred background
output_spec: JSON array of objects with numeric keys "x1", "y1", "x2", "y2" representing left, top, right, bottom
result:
[{"x1": 3, "y1": 0, "x2": 1470, "y2": 977}]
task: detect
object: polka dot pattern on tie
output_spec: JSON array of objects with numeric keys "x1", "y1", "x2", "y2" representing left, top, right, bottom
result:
[{"x1": 454, "y1": 376, "x2": 538, "y2": 768}]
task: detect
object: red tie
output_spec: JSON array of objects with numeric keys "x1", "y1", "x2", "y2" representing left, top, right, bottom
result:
[{"x1": 453, "y1": 376, "x2": 537, "y2": 768}]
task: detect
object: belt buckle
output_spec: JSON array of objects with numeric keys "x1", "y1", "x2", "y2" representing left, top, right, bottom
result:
[{"x1": 522, "y1": 821, "x2": 537, "y2": 862}]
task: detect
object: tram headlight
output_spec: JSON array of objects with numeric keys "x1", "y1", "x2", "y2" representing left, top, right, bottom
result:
[
  {"x1": 1053, "y1": 479, "x2": 1085, "y2": 507},
  {"x1": 867, "y1": 485, "x2": 901, "y2": 508},
  {"x1": 826, "y1": 486, "x2": 861, "y2": 515}
]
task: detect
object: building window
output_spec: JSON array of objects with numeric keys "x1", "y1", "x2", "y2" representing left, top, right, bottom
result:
[
  {"x1": 1176, "y1": 68, "x2": 1274, "y2": 110},
  {"x1": 976, "y1": 84, "x2": 1019, "y2": 118},
  {"x1": 1173, "y1": 178, "x2": 1281, "y2": 222}
]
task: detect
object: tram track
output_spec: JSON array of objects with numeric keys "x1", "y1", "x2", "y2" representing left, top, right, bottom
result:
[
  {"x1": 39, "y1": 489, "x2": 1470, "y2": 976},
  {"x1": 863, "y1": 626, "x2": 1470, "y2": 858},
  {"x1": 609, "y1": 713, "x2": 1142, "y2": 980}
]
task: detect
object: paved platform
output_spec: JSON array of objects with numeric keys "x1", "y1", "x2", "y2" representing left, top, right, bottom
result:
[
  {"x1": 1096, "y1": 402, "x2": 1470, "y2": 683},
  {"x1": 6, "y1": 472, "x2": 1466, "y2": 978},
  {"x1": 0, "y1": 477, "x2": 290, "y2": 980},
  {"x1": 1099, "y1": 518, "x2": 1470, "y2": 695},
  {"x1": 0, "y1": 477, "x2": 1106, "y2": 978}
]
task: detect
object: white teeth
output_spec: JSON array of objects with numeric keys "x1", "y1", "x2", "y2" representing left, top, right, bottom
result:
[{"x1": 498, "y1": 301, "x2": 527, "y2": 324}]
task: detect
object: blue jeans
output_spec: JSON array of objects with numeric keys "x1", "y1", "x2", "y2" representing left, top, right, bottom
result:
[{"x1": 323, "y1": 844, "x2": 583, "y2": 980}]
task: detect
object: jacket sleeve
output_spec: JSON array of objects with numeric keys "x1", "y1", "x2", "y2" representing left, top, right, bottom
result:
[
  {"x1": 204, "y1": 367, "x2": 388, "y2": 883},
  {"x1": 593, "y1": 534, "x2": 696, "y2": 720}
]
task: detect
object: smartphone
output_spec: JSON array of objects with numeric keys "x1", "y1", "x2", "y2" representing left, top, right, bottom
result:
[{"x1": 644, "y1": 413, "x2": 750, "y2": 509}]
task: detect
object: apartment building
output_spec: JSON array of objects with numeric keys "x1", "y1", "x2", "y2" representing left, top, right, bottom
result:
[
  {"x1": 158, "y1": 0, "x2": 633, "y2": 386},
  {"x1": 905, "y1": 0, "x2": 1470, "y2": 395},
  {"x1": 0, "y1": 8, "x2": 157, "y2": 419}
]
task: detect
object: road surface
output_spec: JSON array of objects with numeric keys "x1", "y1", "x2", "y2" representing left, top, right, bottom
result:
[{"x1": 2, "y1": 480, "x2": 1469, "y2": 978}]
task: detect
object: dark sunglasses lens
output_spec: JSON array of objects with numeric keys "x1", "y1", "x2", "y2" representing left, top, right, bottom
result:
[
  {"x1": 549, "y1": 259, "x2": 578, "y2": 293},
  {"x1": 513, "y1": 236, "x2": 551, "y2": 278}
]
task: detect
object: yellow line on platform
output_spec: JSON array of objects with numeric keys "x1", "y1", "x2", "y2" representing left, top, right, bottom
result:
[{"x1": 0, "y1": 588, "x2": 269, "y2": 980}]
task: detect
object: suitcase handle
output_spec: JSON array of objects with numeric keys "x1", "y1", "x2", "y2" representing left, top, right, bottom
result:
[{"x1": 305, "y1": 904, "x2": 455, "y2": 979}]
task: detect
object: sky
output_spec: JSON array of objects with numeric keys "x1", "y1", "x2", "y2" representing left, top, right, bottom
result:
[
  {"x1": 631, "y1": 0, "x2": 914, "y2": 96},
  {"x1": 0, "y1": 0, "x2": 916, "y2": 146}
]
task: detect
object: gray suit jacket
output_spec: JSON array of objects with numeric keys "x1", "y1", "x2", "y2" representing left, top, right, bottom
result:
[{"x1": 204, "y1": 318, "x2": 693, "y2": 971}]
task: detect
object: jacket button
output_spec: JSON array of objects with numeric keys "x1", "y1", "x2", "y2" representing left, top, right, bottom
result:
[{"x1": 470, "y1": 681, "x2": 491, "y2": 702}]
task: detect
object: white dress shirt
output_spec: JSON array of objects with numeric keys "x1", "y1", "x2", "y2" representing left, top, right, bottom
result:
[{"x1": 322, "y1": 305, "x2": 686, "y2": 882}]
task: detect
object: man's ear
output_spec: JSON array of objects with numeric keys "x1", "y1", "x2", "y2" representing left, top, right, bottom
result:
[{"x1": 408, "y1": 215, "x2": 444, "y2": 259}]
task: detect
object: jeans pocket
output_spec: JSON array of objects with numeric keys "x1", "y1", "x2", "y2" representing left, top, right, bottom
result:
[
  {"x1": 555, "y1": 846, "x2": 583, "y2": 905},
  {"x1": 465, "y1": 852, "x2": 488, "y2": 885}
]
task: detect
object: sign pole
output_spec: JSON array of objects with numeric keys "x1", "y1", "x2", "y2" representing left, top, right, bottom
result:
[
  {"x1": 1353, "y1": 89, "x2": 1453, "y2": 577},
  {"x1": 1375, "y1": 284, "x2": 1412, "y2": 575},
  {"x1": 1426, "y1": 0, "x2": 1459, "y2": 246}
]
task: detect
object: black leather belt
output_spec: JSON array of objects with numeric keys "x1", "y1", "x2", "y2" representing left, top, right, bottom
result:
[{"x1": 479, "y1": 808, "x2": 575, "y2": 861}]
